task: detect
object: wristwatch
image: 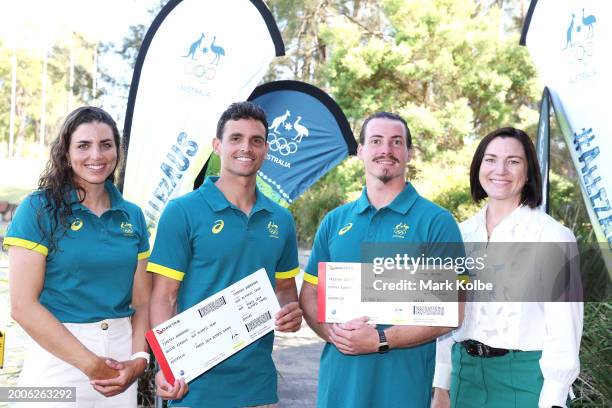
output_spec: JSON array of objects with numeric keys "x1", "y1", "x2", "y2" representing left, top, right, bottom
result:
[{"x1": 377, "y1": 328, "x2": 389, "y2": 353}]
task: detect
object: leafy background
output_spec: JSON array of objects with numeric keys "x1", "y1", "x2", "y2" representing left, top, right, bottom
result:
[{"x1": 0, "y1": 0, "x2": 609, "y2": 406}]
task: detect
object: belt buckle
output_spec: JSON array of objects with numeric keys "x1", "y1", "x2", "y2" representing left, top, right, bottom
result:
[
  {"x1": 476, "y1": 343, "x2": 486, "y2": 357},
  {"x1": 464, "y1": 341, "x2": 478, "y2": 357}
]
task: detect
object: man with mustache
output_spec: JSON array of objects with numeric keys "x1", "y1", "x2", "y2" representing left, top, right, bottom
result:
[
  {"x1": 299, "y1": 112, "x2": 463, "y2": 407},
  {"x1": 148, "y1": 101, "x2": 302, "y2": 407}
]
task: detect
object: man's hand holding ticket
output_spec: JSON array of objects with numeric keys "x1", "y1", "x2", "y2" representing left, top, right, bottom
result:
[
  {"x1": 146, "y1": 268, "x2": 280, "y2": 384},
  {"x1": 317, "y1": 262, "x2": 459, "y2": 327}
]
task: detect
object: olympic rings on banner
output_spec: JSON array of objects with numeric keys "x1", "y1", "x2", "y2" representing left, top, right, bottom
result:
[
  {"x1": 184, "y1": 62, "x2": 216, "y2": 83},
  {"x1": 268, "y1": 133, "x2": 297, "y2": 156},
  {"x1": 566, "y1": 41, "x2": 594, "y2": 65}
]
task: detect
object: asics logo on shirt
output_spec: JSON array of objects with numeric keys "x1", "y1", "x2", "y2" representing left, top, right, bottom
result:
[
  {"x1": 70, "y1": 218, "x2": 84, "y2": 231},
  {"x1": 338, "y1": 223, "x2": 353, "y2": 236},
  {"x1": 212, "y1": 219, "x2": 224, "y2": 234}
]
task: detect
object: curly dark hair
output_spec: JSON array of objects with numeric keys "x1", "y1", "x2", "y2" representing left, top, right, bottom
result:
[
  {"x1": 216, "y1": 101, "x2": 268, "y2": 140},
  {"x1": 37, "y1": 106, "x2": 121, "y2": 252}
]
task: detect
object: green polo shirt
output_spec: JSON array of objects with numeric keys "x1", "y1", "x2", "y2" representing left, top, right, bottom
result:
[
  {"x1": 148, "y1": 176, "x2": 299, "y2": 408},
  {"x1": 3, "y1": 181, "x2": 150, "y2": 323},
  {"x1": 305, "y1": 183, "x2": 464, "y2": 408}
]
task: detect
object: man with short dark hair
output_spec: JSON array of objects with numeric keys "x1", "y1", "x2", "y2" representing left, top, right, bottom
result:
[
  {"x1": 149, "y1": 101, "x2": 302, "y2": 407},
  {"x1": 300, "y1": 111, "x2": 463, "y2": 407}
]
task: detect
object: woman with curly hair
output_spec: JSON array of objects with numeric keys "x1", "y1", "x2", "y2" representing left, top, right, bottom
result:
[{"x1": 4, "y1": 106, "x2": 151, "y2": 407}]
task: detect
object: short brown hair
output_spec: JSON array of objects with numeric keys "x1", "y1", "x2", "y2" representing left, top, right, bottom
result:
[
  {"x1": 359, "y1": 112, "x2": 412, "y2": 148},
  {"x1": 216, "y1": 101, "x2": 268, "y2": 140},
  {"x1": 469, "y1": 127, "x2": 542, "y2": 208}
]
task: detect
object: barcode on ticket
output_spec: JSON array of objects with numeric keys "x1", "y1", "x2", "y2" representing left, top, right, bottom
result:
[
  {"x1": 413, "y1": 305, "x2": 444, "y2": 316},
  {"x1": 198, "y1": 296, "x2": 227, "y2": 318},
  {"x1": 245, "y1": 311, "x2": 272, "y2": 333}
]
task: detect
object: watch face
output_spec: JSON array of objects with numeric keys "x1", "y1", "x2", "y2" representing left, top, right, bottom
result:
[{"x1": 379, "y1": 344, "x2": 389, "y2": 353}]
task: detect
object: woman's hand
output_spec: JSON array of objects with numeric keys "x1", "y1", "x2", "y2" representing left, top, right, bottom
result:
[
  {"x1": 431, "y1": 387, "x2": 450, "y2": 408},
  {"x1": 89, "y1": 358, "x2": 146, "y2": 397},
  {"x1": 84, "y1": 356, "x2": 120, "y2": 380}
]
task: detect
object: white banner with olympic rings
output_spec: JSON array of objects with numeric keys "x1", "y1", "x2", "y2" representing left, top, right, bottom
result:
[
  {"x1": 523, "y1": 0, "x2": 612, "y2": 251},
  {"x1": 121, "y1": 0, "x2": 284, "y2": 240}
]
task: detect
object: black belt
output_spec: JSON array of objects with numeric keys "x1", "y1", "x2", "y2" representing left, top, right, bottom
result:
[{"x1": 461, "y1": 340, "x2": 519, "y2": 358}]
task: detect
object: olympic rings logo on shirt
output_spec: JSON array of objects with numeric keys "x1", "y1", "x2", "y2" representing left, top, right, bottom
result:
[{"x1": 267, "y1": 133, "x2": 298, "y2": 156}]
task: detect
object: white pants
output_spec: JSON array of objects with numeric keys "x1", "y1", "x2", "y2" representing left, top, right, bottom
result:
[{"x1": 15, "y1": 317, "x2": 136, "y2": 408}]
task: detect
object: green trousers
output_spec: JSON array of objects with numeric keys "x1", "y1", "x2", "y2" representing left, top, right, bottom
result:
[{"x1": 449, "y1": 342, "x2": 544, "y2": 408}]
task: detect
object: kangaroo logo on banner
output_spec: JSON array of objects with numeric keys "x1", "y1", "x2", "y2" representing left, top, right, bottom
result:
[
  {"x1": 182, "y1": 32, "x2": 227, "y2": 91},
  {"x1": 562, "y1": 8, "x2": 598, "y2": 69},
  {"x1": 120, "y1": 0, "x2": 284, "y2": 240},
  {"x1": 248, "y1": 81, "x2": 357, "y2": 207},
  {"x1": 522, "y1": 0, "x2": 612, "y2": 252},
  {"x1": 267, "y1": 110, "x2": 310, "y2": 157}
]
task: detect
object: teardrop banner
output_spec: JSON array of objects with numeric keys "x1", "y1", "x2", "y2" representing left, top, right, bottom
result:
[
  {"x1": 119, "y1": 0, "x2": 284, "y2": 237},
  {"x1": 535, "y1": 87, "x2": 551, "y2": 214},
  {"x1": 247, "y1": 80, "x2": 357, "y2": 206},
  {"x1": 522, "y1": 0, "x2": 612, "y2": 252}
]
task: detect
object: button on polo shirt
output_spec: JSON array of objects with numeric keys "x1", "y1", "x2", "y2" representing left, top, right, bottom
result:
[
  {"x1": 305, "y1": 183, "x2": 464, "y2": 408},
  {"x1": 3, "y1": 181, "x2": 150, "y2": 323},
  {"x1": 148, "y1": 176, "x2": 299, "y2": 407}
]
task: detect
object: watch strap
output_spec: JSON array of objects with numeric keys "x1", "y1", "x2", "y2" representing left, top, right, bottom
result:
[
  {"x1": 130, "y1": 351, "x2": 150, "y2": 365},
  {"x1": 377, "y1": 329, "x2": 389, "y2": 353}
]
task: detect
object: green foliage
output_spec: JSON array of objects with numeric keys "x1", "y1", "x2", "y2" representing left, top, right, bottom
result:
[
  {"x1": 320, "y1": 156, "x2": 365, "y2": 195},
  {"x1": 413, "y1": 145, "x2": 480, "y2": 221},
  {"x1": 289, "y1": 178, "x2": 346, "y2": 247},
  {"x1": 320, "y1": 0, "x2": 539, "y2": 157},
  {"x1": 548, "y1": 172, "x2": 592, "y2": 241},
  {"x1": 573, "y1": 302, "x2": 612, "y2": 406},
  {"x1": 547, "y1": 168, "x2": 611, "y2": 407},
  {"x1": 279, "y1": 0, "x2": 542, "y2": 244},
  {"x1": 204, "y1": 153, "x2": 221, "y2": 178},
  {"x1": 429, "y1": 183, "x2": 479, "y2": 222},
  {"x1": 266, "y1": 0, "x2": 329, "y2": 83}
]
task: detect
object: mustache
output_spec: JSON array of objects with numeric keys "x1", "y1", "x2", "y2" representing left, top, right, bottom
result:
[{"x1": 373, "y1": 155, "x2": 399, "y2": 163}]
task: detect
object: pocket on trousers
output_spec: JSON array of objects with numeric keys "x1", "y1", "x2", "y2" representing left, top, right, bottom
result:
[{"x1": 509, "y1": 351, "x2": 544, "y2": 403}]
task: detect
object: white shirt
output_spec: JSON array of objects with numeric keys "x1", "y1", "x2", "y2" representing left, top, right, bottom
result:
[{"x1": 433, "y1": 205, "x2": 583, "y2": 408}]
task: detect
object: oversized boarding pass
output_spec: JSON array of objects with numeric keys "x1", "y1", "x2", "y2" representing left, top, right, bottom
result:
[
  {"x1": 146, "y1": 268, "x2": 280, "y2": 384},
  {"x1": 317, "y1": 262, "x2": 459, "y2": 327}
]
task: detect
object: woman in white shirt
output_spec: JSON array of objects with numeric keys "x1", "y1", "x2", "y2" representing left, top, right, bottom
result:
[{"x1": 431, "y1": 127, "x2": 583, "y2": 408}]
